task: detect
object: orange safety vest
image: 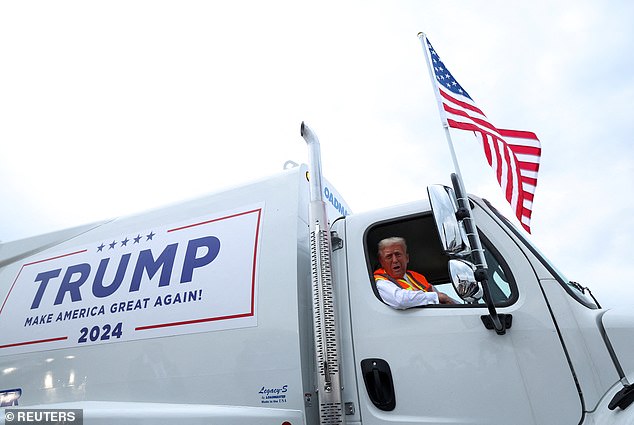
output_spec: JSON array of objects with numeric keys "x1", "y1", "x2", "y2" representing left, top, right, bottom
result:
[{"x1": 374, "y1": 268, "x2": 433, "y2": 292}]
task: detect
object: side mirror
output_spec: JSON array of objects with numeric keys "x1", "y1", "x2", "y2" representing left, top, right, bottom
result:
[
  {"x1": 427, "y1": 185, "x2": 468, "y2": 255},
  {"x1": 449, "y1": 259, "x2": 483, "y2": 303}
]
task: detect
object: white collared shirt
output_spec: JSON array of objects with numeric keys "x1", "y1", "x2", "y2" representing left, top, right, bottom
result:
[{"x1": 375, "y1": 274, "x2": 439, "y2": 309}]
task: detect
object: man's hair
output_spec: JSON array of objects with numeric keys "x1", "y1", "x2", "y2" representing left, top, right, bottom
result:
[{"x1": 377, "y1": 237, "x2": 407, "y2": 257}]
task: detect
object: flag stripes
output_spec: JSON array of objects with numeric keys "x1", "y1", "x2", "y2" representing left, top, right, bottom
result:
[{"x1": 424, "y1": 36, "x2": 542, "y2": 233}]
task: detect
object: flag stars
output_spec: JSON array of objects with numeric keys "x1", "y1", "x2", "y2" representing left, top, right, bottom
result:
[
  {"x1": 426, "y1": 39, "x2": 472, "y2": 100},
  {"x1": 96, "y1": 231, "x2": 155, "y2": 252}
]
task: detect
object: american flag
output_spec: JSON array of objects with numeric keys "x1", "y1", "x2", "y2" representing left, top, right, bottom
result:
[{"x1": 424, "y1": 36, "x2": 541, "y2": 233}]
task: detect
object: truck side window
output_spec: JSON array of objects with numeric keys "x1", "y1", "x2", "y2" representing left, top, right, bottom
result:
[
  {"x1": 480, "y1": 241, "x2": 515, "y2": 305},
  {"x1": 365, "y1": 214, "x2": 517, "y2": 307}
]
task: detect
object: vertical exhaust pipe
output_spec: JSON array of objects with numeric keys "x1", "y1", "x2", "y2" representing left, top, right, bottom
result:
[{"x1": 301, "y1": 122, "x2": 345, "y2": 425}]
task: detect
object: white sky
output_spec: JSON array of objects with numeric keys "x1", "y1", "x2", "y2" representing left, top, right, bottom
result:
[{"x1": 1, "y1": 1, "x2": 633, "y2": 309}]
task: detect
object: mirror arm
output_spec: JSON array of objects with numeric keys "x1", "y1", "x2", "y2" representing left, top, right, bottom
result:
[
  {"x1": 451, "y1": 173, "x2": 508, "y2": 335},
  {"x1": 477, "y1": 275, "x2": 507, "y2": 335}
]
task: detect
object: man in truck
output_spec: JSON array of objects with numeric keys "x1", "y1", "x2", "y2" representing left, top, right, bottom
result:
[{"x1": 374, "y1": 237, "x2": 456, "y2": 309}]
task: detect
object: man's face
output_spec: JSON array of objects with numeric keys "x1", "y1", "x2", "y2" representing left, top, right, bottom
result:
[{"x1": 379, "y1": 242, "x2": 409, "y2": 279}]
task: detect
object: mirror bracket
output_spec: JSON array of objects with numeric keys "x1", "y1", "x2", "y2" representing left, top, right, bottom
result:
[
  {"x1": 474, "y1": 268, "x2": 489, "y2": 282},
  {"x1": 481, "y1": 314, "x2": 513, "y2": 335},
  {"x1": 455, "y1": 206, "x2": 470, "y2": 220}
]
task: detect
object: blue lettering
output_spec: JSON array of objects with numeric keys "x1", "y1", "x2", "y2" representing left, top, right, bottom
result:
[
  {"x1": 130, "y1": 243, "x2": 178, "y2": 292},
  {"x1": 323, "y1": 186, "x2": 348, "y2": 216},
  {"x1": 92, "y1": 253, "x2": 131, "y2": 298},
  {"x1": 54, "y1": 263, "x2": 91, "y2": 305},
  {"x1": 181, "y1": 236, "x2": 220, "y2": 283},
  {"x1": 29, "y1": 235, "x2": 220, "y2": 308},
  {"x1": 31, "y1": 269, "x2": 61, "y2": 309}
]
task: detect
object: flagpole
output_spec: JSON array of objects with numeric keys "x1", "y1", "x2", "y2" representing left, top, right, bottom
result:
[
  {"x1": 418, "y1": 32, "x2": 510, "y2": 333},
  {"x1": 417, "y1": 32, "x2": 466, "y2": 192},
  {"x1": 418, "y1": 31, "x2": 486, "y2": 265}
]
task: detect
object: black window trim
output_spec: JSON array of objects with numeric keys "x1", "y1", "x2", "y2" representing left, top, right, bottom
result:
[{"x1": 363, "y1": 210, "x2": 519, "y2": 309}]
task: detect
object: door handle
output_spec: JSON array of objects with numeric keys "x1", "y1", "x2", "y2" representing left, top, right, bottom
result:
[{"x1": 361, "y1": 358, "x2": 396, "y2": 411}]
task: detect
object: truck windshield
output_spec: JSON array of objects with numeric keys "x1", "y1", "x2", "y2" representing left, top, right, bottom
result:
[{"x1": 480, "y1": 198, "x2": 599, "y2": 309}]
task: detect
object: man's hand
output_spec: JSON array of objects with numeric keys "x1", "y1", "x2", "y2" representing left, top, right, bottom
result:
[{"x1": 437, "y1": 292, "x2": 456, "y2": 304}]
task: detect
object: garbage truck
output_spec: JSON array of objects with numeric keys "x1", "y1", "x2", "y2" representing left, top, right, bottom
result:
[{"x1": 0, "y1": 123, "x2": 632, "y2": 424}]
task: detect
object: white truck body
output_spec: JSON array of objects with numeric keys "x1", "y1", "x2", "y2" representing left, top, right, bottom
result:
[{"x1": 0, "y1": 163, "x2": 632, "y2": 424}]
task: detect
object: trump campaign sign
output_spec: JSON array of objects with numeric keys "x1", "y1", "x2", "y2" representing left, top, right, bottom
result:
[{"x1": 0, "y1": 204, "x2": 262, "y2": 355}]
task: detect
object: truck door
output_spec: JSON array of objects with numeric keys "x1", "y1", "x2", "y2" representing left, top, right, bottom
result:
[{"x1": 344, "y1": 205, "x2": 583, "y2": 425}]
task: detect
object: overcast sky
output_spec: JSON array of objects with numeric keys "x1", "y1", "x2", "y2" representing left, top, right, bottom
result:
[{"x1": 1, "y1": 1, "x2": 632, "y2": 309}]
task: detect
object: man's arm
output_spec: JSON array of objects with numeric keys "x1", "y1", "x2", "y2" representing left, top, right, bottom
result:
[{"x1": 376, "y1": 280, "x2": 439, "y2": 309}]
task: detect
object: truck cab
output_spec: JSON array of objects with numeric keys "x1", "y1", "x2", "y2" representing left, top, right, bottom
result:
[{"x1": 333, "y1": 191, "x2": 632, "y2": 424}]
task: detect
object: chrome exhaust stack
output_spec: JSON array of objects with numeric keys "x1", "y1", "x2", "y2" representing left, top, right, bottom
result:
[{"x1": 301, "y1": 122, "x2": 345, "y2": 425}]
